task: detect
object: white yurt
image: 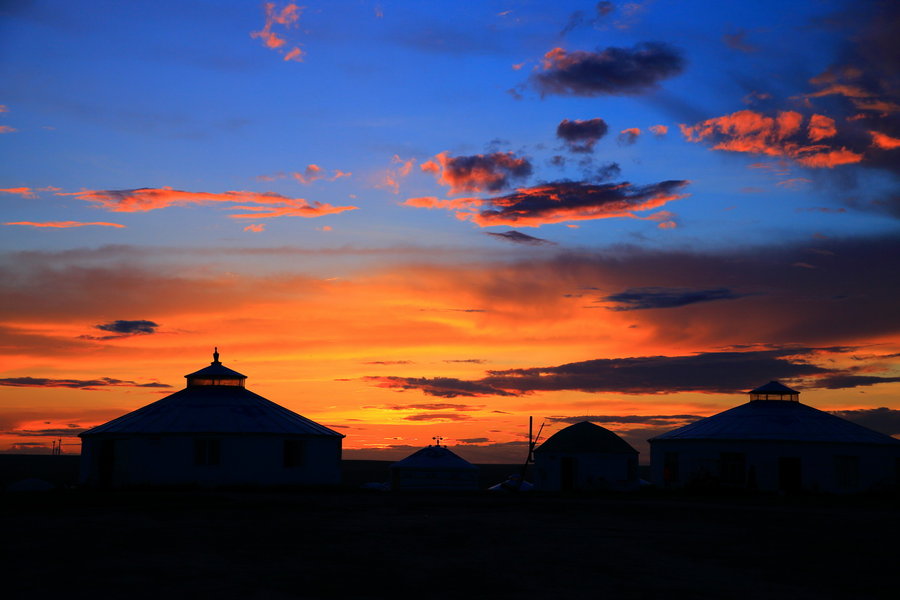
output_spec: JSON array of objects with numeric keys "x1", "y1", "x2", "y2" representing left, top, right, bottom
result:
[
  {"x1": 389, "y1": 442, "x2": 479, "y2": 491},
  {"x1": 649, "y1": 381, "x2": 900, "y2": 493},
  {"x1": 79, "y1": 350, "x2": 344, "y2": 488},
  {"x1": 533, "y1": 421, "x2": 639, "y2": 491}
]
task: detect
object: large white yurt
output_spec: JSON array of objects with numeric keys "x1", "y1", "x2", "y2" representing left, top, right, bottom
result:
[
  {"x1": 79, "y1": 350, "x2": 344, "y2": 488},
  {"x1": 649, "y1": 381, "x2": 900, "y2": 493},
  {"x1": 389, "y1": 442, "x2": 479, "y2": 491},
  {"x1": 533, "y1": 421, "x2": 639, "y2": 491}
]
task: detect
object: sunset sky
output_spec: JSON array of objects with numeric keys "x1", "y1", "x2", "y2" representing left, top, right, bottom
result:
[{"x1": 1, "y1": 0, "x2": 898, "y2": 462}]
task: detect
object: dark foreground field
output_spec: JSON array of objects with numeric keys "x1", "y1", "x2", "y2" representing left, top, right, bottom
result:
[
  {"x1": 2, "y1": 456, "x2": 898, "y2": 599},
  {"x1": 3, "y1": 487, "x2": 898, "y2": 600}
]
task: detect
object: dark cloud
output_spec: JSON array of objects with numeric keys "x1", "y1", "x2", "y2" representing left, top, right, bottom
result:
[
  {"x1": 603, "y1": 287, "x2": 747, "y2": 311},
  {"x1": 364, "y1": 376, "x2": 517, "y2": 398},
  {"x1": 368, "y1": 347, "x2": 900, "y2": 398},
  {"x1": 483, "y1": 349, "x2": 829, "y2": 395},
  {"x1": 557, "y1": 118, "x2": 609, "y2": 153},
  {"x1": 0, "y1": 376, "x2": 171, "y2": 390},
  {"x1": 485, "y1": 230, "x2": 557, "y2": 246},
  {"x1": 559, "y1": 10, "x2": 588, "y2": 37},
  {"x1": 813, "y1": 374, "x2": 900, "y2": 389},
  {"x1": 403, "y1": 413, "x2": 471, "y2": 422},
  {"x1": 547, "y1": 414, "x2": 704, "y2": 426},
  {"x1": 456, "y1": 179, "x2": 690, "y2": 227},
  {"x1": 6, "y1": 427, "x2": 89, "y2": 437},
  {"x1": 530, "y1": 43, "x2": 685, "y2": 97},
  {"x1": 362, "y1": 360, "x2": 414, "y2": 365},
  {"x1": 422, "y1": 151, "x2": 532, "y2": 194},
  {"x1": 92, "y1": 319, "x2": 159, "y2": 339},
  {"x1": 560, "y1": 3, "x2": 617, "y2": 36},
  {"x1": 457, "y1": 437, "x2": 490, "y2": 444},
  {"x1": 385, "y1": 403, "x2": 481, "y2": 411},
  {"x1": 443, "y1": 359, "x2": 486, "y2": 364},
  {"x1": 590, "y1": 162, "x2": 622, "y2": 182},
  {"x1": 94, "y1": 320, "x2": 159, "y2": 335},
  {"x1": 829, "y1": 407, "x2": 900, "y2": 436}
]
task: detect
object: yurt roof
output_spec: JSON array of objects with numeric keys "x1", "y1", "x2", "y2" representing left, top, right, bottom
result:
[
  {"x1": 390, "y1": 445, "x2": 478, "y2": 470},
  {"x1": 80, "y1": 386, "x2": 343, "y2": 436},
  {"x1": 185, "y1": 361, "x2": 247, "y2": 380},
  {"x1": 535, "y1": 421, "x2": 637, "y2": 455},
  {"x1": 749, "y1": 381, "x2": 798, "y2": 395},
  {"x1": 650, "y1": 400, "x2": 899, "y2": 445}
]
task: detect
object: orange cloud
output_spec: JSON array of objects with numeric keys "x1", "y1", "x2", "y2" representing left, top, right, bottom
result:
[
  {"x1": 649, "y1": 125, "x2": 668, "y2": 136},
  {"x1": 293, "y1": 164, "x2": 324, "y2": 184},
  {"x1": 681, "y1": 110, "x2": 862, "y2": 168},
  {"x1": 794, "y1": 148, "x2": 863, "y2": 168},
  {"x1": 293, "y1": 164, "x2": 352, "y2": 184},
  {"x1": 618, "y1": 128, "x2": 641, "y2": 144},
  {"x1": 251, "y1": 3, "x2": 304, "y2": 59},
  {"x1": 0, "y1": 125, "x2": 17, "y2": 133},
  {"x1": 421, "y1": 151, "x2": 532, "y2": 195},
  {"x1": 807, "y1": 114, "x2": 836, "y2": 142},
  {"x1": 62, "y1": 187, "x2": 358, "y2": 219},
  {"x1": 776, "y1": 178, "x2": 811, "y2": 188},
  {"x1": 243, "y1": 224, "x2": 266, "y2": 232},
  {"x1": 256, "y1": 173, "x2": 286, "y2": 182},
  {"x1": 376, "y1": 155, "x2": 416, "y2": 194},
  {"x1": 0, "y1": 105, "x2": 8, "y2": 112},
  {"x1": 4, "y1": 221, "x2": 126, "y2": 228},
  {"x1": 870, "y1": 131, "x2": 900, "y2": 150},
  {"x1": 284, "y1": 46, "x2": 305, "y2": 62},
  {"x1": 1, "y1": 187, "x2": 37, "y2": 198},
  {"x1": 402, "y1": 196, "x2": 483, "y2": 210}
]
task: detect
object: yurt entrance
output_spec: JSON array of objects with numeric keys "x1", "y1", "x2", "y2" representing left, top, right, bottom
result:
[
  {"x1": 97, "y1": 440, "x2": 116, "y2": 487},
  {"x1": 778, "y1": 457, "x2": 802, "y2": 492},
  {"x1": 560, "y1": 456, "x2": 577, "y2": 490}
]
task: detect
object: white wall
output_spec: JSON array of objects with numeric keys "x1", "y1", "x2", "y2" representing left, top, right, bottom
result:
[
  {"x1": 650, "y1": 439, "x2": 900, "y2": 493},
  {"x1": 80, "y1": 434, "x2": 342, "y2": 487},
  {"x1": 534, "y1": 452, "x2": 639, "y2": 491}
]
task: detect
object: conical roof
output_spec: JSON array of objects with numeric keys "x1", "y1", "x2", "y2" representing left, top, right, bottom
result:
[
  {"x1": 650, "y1": 400, "x2": 899, "y2": 445},
  {"x1": 390, "y1": 445, "x2": 478, "y2": 470},
  {"x1": 535, "y1": 421, "x2": 637, "y2": 454},
  {"x1": 80, "y1": 353, "x2": 342, "y2": 437},
  {"x1": 749, "y1": 381, "x2": 798, "y2": 395}
]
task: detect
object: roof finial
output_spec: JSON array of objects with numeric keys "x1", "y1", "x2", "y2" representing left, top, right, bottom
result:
[
  {"x1": 213, "y1": 347, "x2": 220, "y2": 364},
  {"x1": 432, "y1": 435, "x2": 443, "y2": 447}
]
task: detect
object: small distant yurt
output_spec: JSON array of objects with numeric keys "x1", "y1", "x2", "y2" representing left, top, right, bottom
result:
[
  {"x1": 389, "y1": 442, "x2": 479, "y2": 491},
  {"x1": 79, "y1": 350, "x2": 344, "y2": 488},
  {"x1": 534, "y1": 421, "x2": 639, "y2": 491},
  {"x1": 649, "y1": 381, "x2": 900, "y2": 493}
]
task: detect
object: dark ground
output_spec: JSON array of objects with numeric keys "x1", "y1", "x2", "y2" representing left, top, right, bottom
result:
[{"x1": 2, "y1": 456, "x2": 898, "y2": 599}]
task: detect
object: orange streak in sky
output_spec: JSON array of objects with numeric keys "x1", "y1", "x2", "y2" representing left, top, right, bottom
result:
[{"x1": 5, "y1": 221, "x2": 126, "y2": 228}]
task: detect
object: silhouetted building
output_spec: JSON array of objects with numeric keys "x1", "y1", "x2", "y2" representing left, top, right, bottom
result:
[
  {"x1": 79, "y1": 350, "x2": 343, "y2": 488},
  {"x1": 534, "y1": 421, "x2": 639, "y2": 491},
  {"x1": 389, "y1": 442, "x2": 479, "y2": 491},
  {"x1": 650, "y1": 381, "x2": 900, "y2": 493}
]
